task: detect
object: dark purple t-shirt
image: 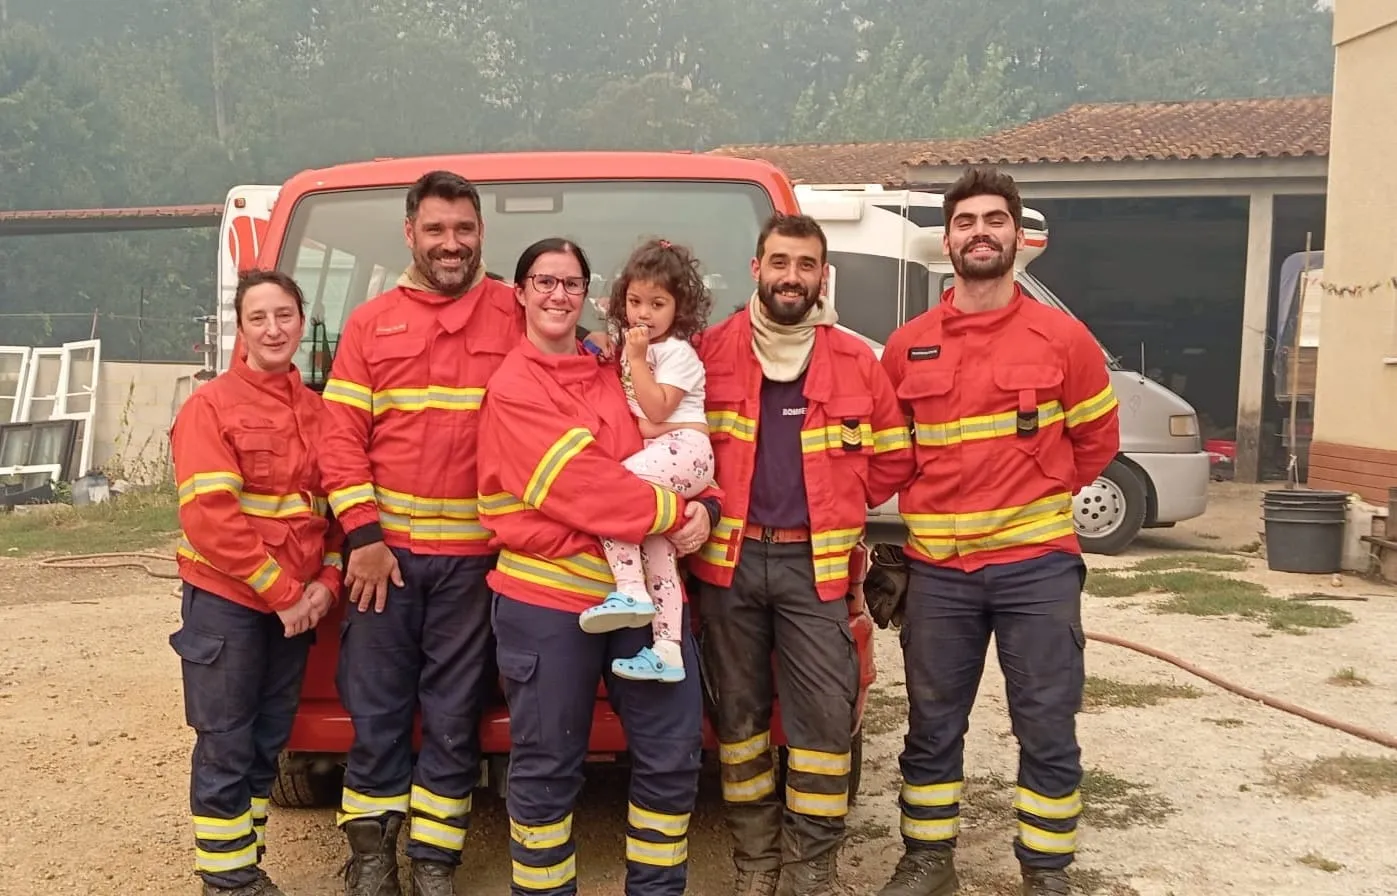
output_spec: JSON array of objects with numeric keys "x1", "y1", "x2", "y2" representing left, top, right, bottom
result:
[{"x1": 747, "y1": 372, "x2": 810, "y2": 528}]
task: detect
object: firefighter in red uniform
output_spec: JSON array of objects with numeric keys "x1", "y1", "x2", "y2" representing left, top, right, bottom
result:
[
  {"x1": 170, "y1": 270, "x2": 343, "y2": 896},
  {"x1": 477, "y1": 238, "x2": 718, "y2": 896},
  {"x1": 876, "y1": 167, "x2": 1120, "y2": 896},
  {"x1": 319, "y1": 171, "x2": 523, "y2": 896},
  {"x1": 688, "y1": 213, "x2": 915, "y2": 896}
]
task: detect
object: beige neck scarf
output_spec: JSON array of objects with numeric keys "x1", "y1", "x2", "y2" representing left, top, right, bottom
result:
[
  {"x1": 748, "y1": 289, "x2": 838, "y2": 382},
  {"x1": 396, "y1": 259, "x2": 488, "y2": 297}
]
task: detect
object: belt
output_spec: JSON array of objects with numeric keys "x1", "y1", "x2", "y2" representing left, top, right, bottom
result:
[{"x1": 743, "y1": 523, "x2": 811, "y2": 543}]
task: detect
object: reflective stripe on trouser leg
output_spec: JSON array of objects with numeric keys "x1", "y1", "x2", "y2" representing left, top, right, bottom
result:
[
  {"x1": 699, "y1": 562, "x2": 782, "y2": 873},
  {"x1": 495, "y1": 595, "x2": 603, "y2": 895},
  {"x1": 896, "y1": 560, "x2": 994, "y2": 850},
  {"x1": 251, "y1": 796, "x2": 269, "y2": 857},
  {"x1": 606, "y1": 610, "x2": 703, "y2": 895},
  {"x1": 989, "y1": 553, "x2": 1088, "y2": 870},
  {"x1": 407, "y1": 555, "x2": 495, "y2": 863},
  {"x1": 336, "y1": 549, "x2": 429, "y2": 831},
  {"x1": 172, "y1": 586, "x2": 308, "y2": 889},
  {"x1": 767, "y1": 539, "x2": 859, "y2": 862}
]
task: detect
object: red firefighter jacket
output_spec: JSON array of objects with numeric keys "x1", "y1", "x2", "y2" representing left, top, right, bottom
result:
[
  {"x1": 477, "y1": 339, "x2": 701, "y2": 614},
  {"x1": 171, "y1": 352, "x2": 344, "y2": 613},
  {"x1": 881, "y1": 286, "x2": 1120, "y2": 572},
  {"x1": 687, "y1": 310, "x2": 915, "y2": 601},
  {"x1": 319, "y1": 280, "x2": 524, "y2": 555}
]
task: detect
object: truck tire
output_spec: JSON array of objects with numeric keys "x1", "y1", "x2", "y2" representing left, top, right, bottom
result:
[
  {"x1": 1073, "y1": 459, "x2": 1147, "y2": 556},
  {"x1": 270, "y1": 752, "x2": 343, "y2": 809}
]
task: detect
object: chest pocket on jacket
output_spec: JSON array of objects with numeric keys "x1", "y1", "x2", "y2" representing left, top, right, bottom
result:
[
  {"x1": 231, "y1": 420, "x2": 282, "y2": 491},
  {"x1": 821, "y1": 395, "x2": 874, "y2": 454},
  {"x1": 896, "y1": 370, "x2": 956, "y2": 448},
  {"x1": 704, "y1": 366, "x2": 752, "y2": 444},
  {"x1": 992, "y1": 364, "x2": 1063, "y2": 441}
]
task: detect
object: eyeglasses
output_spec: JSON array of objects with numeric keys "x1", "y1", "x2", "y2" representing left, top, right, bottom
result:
[{"x1": 527, "y1": 274, "x2": 588, "y2": 296}]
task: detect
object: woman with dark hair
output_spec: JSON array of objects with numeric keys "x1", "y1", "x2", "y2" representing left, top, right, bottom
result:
[
  {"x1": 476, "y1": 237, "x2": 716, "y2": 896},
  {"x1": 169, "y1": 269, "x2": 343, "y2": 896}
]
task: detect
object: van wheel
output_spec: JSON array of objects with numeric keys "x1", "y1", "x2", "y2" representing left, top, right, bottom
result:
[
  {"x1": 270, "y1": 752, "x2": 343, "y2": 809},
  {"x1": 1074, "y1": 460, "x2": 1147, "y2": 555}
]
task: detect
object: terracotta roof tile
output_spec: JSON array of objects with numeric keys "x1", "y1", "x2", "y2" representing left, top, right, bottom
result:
[
  {"x1": 706, "y1": 139, "x2": 939, "y2": 186},
  {"x1": 906, "y1": 96, "x2": 1332, "y2": 166}
]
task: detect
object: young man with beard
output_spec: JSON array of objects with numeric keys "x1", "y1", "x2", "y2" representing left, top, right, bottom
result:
[
  {"x1": 690, "y1": 213, "x2": 915, "y2": 896},
  {"x1": 875, "y1": 168, "x2": 1119, "y2": 896},
  {"x1": 319, "y1": 170, "x2": 522, "y2": 896}
]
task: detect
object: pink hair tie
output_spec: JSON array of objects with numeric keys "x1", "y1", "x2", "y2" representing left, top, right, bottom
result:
[{"x1": 658, "y1": 239, "x2": 672, "y2": 249}]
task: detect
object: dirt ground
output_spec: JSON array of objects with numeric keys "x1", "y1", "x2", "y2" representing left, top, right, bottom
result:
[{"x1": 3, "y1": 482, "x2": 1397, "y2": 895}]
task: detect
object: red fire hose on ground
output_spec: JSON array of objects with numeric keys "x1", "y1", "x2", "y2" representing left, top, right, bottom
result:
[{"x1": 1086, "y1": 630, "x2": 1397, "y2": 751}]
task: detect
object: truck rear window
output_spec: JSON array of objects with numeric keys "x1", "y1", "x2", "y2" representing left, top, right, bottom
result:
[{"x1": 274, "y1": 179, "x2": 775, "y2": 386}]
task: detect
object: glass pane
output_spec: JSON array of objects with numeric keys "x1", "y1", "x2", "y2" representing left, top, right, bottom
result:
[{"x1": 276, "y1": 180, "x2": 775, "y2": 385}]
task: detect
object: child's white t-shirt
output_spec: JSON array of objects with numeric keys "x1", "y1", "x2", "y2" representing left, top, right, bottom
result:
[{"x1": 622, "y1": 339, "x2": 708, "y2": 425}]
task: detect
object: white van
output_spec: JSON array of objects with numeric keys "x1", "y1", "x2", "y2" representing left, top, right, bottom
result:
[{"x1": 796, "y1": 183, "x2": 1210, "y2": 555}]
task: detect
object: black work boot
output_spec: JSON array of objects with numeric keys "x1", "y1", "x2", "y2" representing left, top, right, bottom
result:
[
  {"x1": 1021, "y1": 867, "x2": 1070, "y2": 896},
  {"x1": 409, "y1": 859, "x2": 457, "y2": 896},
  {"x1": 877, "y1": 846, "x2": 958, "y2": 896},
  {"x1": 733, "y1": 868, "x2": 781, "y2": 896},
  {"x1": 343, "y1": 816, "x2": 404, "y2": 896},
  {"x1": 777, "y1": 847, "x2": 849, "y2": 896},
  {"x1": 202, "y1": 870, "x2": 285, "y2": 896}
]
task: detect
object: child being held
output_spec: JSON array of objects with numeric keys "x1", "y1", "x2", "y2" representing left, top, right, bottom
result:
[{"x1": 578, "y1": 239, "x2": 714, "y2": 684}]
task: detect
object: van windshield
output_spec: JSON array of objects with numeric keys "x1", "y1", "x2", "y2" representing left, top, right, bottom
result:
[{"x1": 275, "y1": 179, "x2": 776, "y2": 386}]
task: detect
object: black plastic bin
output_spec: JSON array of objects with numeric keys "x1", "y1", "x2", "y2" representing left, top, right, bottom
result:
[{"x1": 1261, "y1": 488, "x2": 1348, "y2": 574}]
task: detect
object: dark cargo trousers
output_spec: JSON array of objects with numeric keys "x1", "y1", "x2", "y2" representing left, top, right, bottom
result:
[
  {"x1": 493, "y1": 593, "x2": 703, "y2": 896},
  {"x1": 336, "y1": 549, "x2": 495, "y2": 865},
  {"x1": 698, "y1": 539, "x2": 860, "y2": 872},
  {"x1": 170, "y1": 584, "x2": 313, "y2": 889},
  {"x1": 897, "y1": 551, "x2": 1087, "y2": 870}
]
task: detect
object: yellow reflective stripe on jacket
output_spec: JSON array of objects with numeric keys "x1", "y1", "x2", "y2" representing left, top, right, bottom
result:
[
  {"x1": 1065, "y1": 385, "x2": 1118, "y2": 428},
  {"x1": 329, "y1": 482, "x2": 376, "y2": 516},
  {"x1": 648, "y1": 484, "x2": 680, "y2": 535},
  {"x1": 178, "y1": 536, "x2": 283, "y2": 594},
  {"x1": 237, "y1": 491, "x2": 324, "y2": 519},
  {"x1": 903, "y1": 493, "x2": 1071, "y2": 539},
  {"x1": 372, "y1": 385, "x2": 486, "y2": 416},
  {"x1": 323, "y1": 378, "x2": 373, "y2": 413},
  {"x1": 177, "y1": 471, "x2": 244, "y2": 505},
  {"x1": 477, "y1": 491, "x2": 528, "y2": 518},
  {"x1": 698, "y1": 516, "x2": 743, "y2": 568},
  {"x1": 873, "y1": 426, "x2": 912, "y2": 453},
  {"x1": 322, "y1": 550, "x2": 343, "y2": 571},
  {"x1": 524, "y1": 428, "x2": 594, "y2": 508},
  {"x1": 800, "y1": 421, "x2": 874, "y2": 454},
  {"x1": 914, "y1": 400, "x2": 1064, "y2": 447},
  {"x1": 707, "y1": 409, "x2": 756, "y2": 441},
  {"x1": 375, "y1": 485, "x2": 489, "y2": 542},
  {"x1": 908, "y1": 512, "x2": 1075, "y2": 561},
  {"x1": 496, "y1": 550, "x2": 613, "y2": 598}
]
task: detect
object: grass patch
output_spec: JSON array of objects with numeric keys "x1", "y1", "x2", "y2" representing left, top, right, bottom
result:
[
  {"x1": 0, "y1": 486, "x2": 179, "y2": 556},
  {"x1": 1083, "y1": 675, "x2": 1202, "y2": 709},
  {"x1": 1298, "y1": 852, "x2": 1345, "y2": 873},
  {"x1": 1129, "y1": 553, "x2": 1248, "y2": 573},
  {"x1": 862, "y1": 686, "x2": 909, "y2": 737},
  {"x1": 1081, "y1": 768, "x2": 1174, "y2": 829},
  {"x1": 1328, "y1": 667, "x2": 1371, "y2": 687},
  {"x1": 1085, "y1": 569, "x2": 1355, "y2": 632},
  {"x1": 1269, "y1": 754, "x2": 1397, "y2": 798},
  {"x1": 1204, "y1": 717, "x2": 1246, "y2": 729}
]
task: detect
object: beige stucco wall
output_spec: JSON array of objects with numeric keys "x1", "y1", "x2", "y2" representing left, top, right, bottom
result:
[
  {"x1": 91, "y1": 361, "x2": 203, "y2": 482},
  {"x1": 1311, "y1": 0, "x2": 1397, "y2": 449}
]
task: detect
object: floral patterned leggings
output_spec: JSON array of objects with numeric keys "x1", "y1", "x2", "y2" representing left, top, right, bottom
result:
[{"x1": 600, "y1": 427, "x2": 715, "y2": 643}]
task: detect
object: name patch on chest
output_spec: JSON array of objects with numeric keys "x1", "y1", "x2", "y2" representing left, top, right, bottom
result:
[
  {"x1": 907, "y1": 345, "x2": 941, "y2": 361},
  {"x1": 375, "y1": 322, "x2": 408, "y2": 336},
  {"x1": 782, "y1": 406, "x2": 808, "y2": 417}
]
